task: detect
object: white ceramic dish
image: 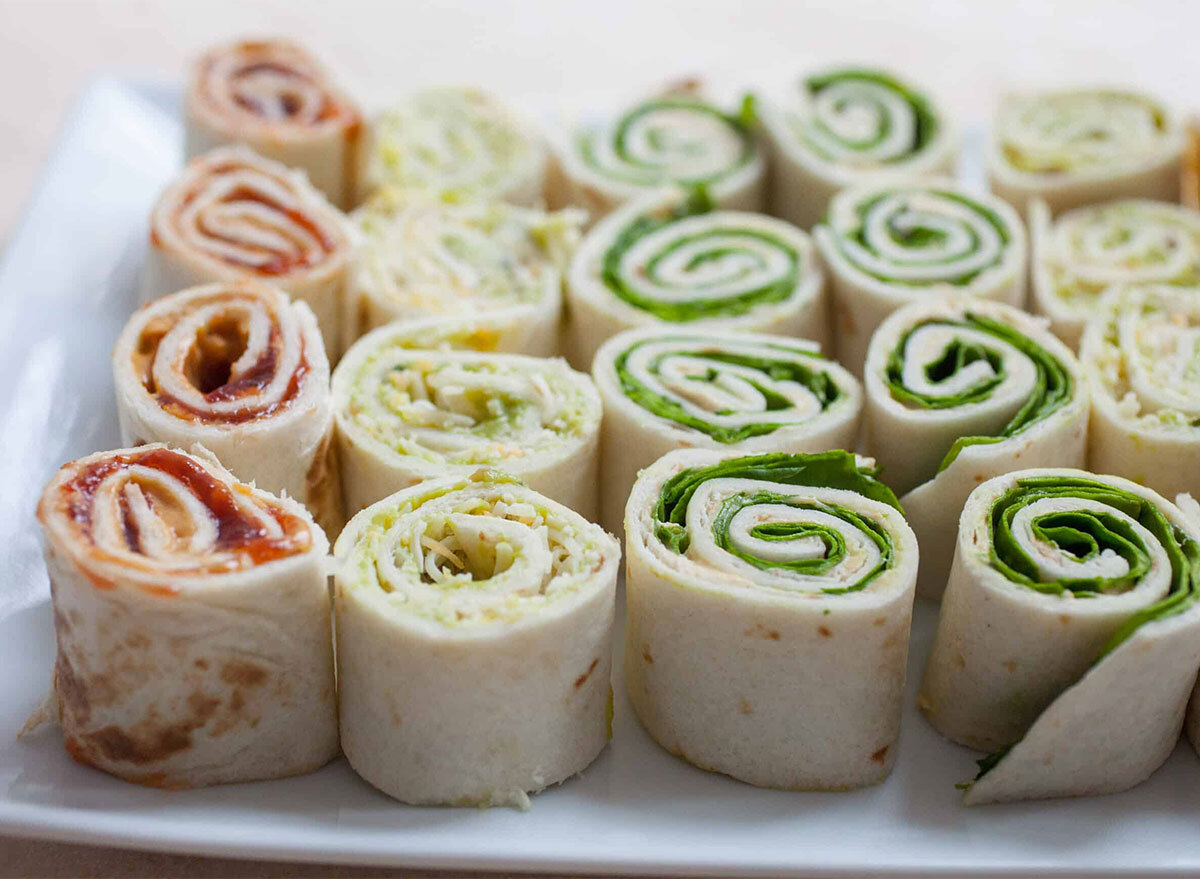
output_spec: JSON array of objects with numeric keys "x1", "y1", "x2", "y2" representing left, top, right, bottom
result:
[{"x1": 1, "y1": 79, "x2": 1199, "y2": 876}]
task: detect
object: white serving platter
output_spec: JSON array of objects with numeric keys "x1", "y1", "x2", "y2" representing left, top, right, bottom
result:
[{"x1": 1, "y1": 79, "x2": 1199, "y2": 877}]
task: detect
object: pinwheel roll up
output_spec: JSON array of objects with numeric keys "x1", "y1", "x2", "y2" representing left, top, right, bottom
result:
[
  {"x1": 863, "y1": 298, "x2": 1088, "y2": 599},
  {"x1": 363, "y1": 87, "x2": 549, "y2": 206},
  {"x1": 1081, "y1": 286, "x2": 1200, "y2": 501},
  {"x1": 593, "y1": 326, "x2": 862, "y2": 535},
  {"x1": 566, "y1": 189, "x2": 827, "y2": 369},
  {"x1": 343, "y1": 195, "x2": 580, "y2": 356},
  {"x1": 113, "y1": 281, "x2": 341, "y2": 535},
  {"x1": 185, "y1": 39, "x2": 364, "y2": 209},
  {"x1": 550, "y1": 90, "x2": 765, "y2": 218},
  {"x1": 144, "y1": 147, "x2": 353, "y2": 357},
  {"x1": 625, "y1": 450, "x2": 918, "y2": 790},
  {"x1": 1184, "y1": 121, "x2": 1200, "y2": 212},
  {"x1": 34, "y1": 445, "x2": 337, "y2": 788},
  {"x1": 334, "y1": 470, "x2": 619, "y2": 806},
  {"x1": 815, "y1": 180, "x2": 1026, "y2": 377},
  {"x1": 1030, "y1": 199, "x2": 1200, "y2": 347},
  {"x1": 333, "y1": 329, "x2": 602, "y2": 521},
  {"x1": 919, "y1": 469, "x2": 1200, "y2": 804},
  {"x1": 988, "y1": 87, "x2": 1184, "y2": 215},
  {"x1": 759, "y1": 66, "x2": 957, "y2": 229}
]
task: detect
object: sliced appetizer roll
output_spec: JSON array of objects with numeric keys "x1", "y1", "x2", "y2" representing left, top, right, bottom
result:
[
  {"x1": 550, "y1": 90, "x2": 764, "y2": 218},
  {"x1": 815, "y1": 180, "x2": 1026, "y2": 377},
  {"x1": 988, "y1": 87, "x2": 1184, "y2": 214},
  {"x1": 33, "y1": 445, "x2": 337, "y2": 788},
  {"x1": 334, "y1": 470, "x2": 619, "y2": 807},
  {"x1": 333, "y1": 329, "x2": 602, "y2": 520},
  {"x1": 625, "y1": 449, "x2": 918, "y2": 790},
  {"x1": 143, "y1": 147, "x2": 353, "y2": 357},
  {"x1": 343, "y1": 195, "x2": 580, "y2": 356},
  {"x1": 593, "y1": 326, "x2": 861, "y2": 535},
  {"x1": 113, "y1": 281, "x2": 341, "y2": 535},
  {"x1": 1082, "y1": 286, "x2": 1200, "y2": 501},
  {"x1": 566, "y1": 188, "x2": 827, "y2": 369},
  {"x1": 919, "y1": 468, "x2": 1200, "y2": 804},
  {"x1": 363, "y1": 86, "x2": 549, "y2": 206},
  {"x1": 1030, "y1": 198, "x2": 1200, "y2": 347},
  {"x1": 759, "y1": 66, "x2": 957, "y2": 229},
  {"x1": 185, "y1": 39, "x2": 363, "y2": 209},
  {"x1": 864, "y1": 297, "x2": 1088, "y2": 599}
]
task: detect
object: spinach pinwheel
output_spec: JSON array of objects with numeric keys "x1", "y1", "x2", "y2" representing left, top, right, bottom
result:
[
  {"x1": 919, "y1": 468, "x2": 1200, "y2": 804},
  {"x1": 625, "y1": 449, "x2": 918, "y2": 790},
  {"x1": 758, "y1": 66, "x2": 957, "y2": 229},
  {"x1": 566, "y1": 188, "x2": 827, "y2": 368},
  {"x1": 550, "y1": 88, "x2": 764, "y2": 219},
  {"x1": 815, "y1": 180, "x2": 1026, "y2": 377},
  {"x1": 863, "y1": 297, "x2": 1088, "y2": 598},
  {"x1": 593, "y1": 326, "x2": 861, "y2": 534}
]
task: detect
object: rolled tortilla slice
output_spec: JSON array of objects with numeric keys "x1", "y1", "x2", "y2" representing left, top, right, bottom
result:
[
  {"x1": 333, "y1": 330, "x2": 602, "y2": 521},
  {"x1": 1030, "y1": 198, "x2": 1200, "y2": 347},
  {"x1": 919, "y1": 468, "x2": 1200, "y2": 804},
  {"x1": 342, "y1": 195, "x2": 580, "y2": 356},
  {"x1": 113, "y1": 280, "x2": 341, "y2": 536},
  {"x1": 863, "y1": 297, "x2": 1088, "y2": 599},
  {"x1": 988, "y1": 87, "x2": 1184, "y2": 215},
  {"x1": 33, "y1": 444, "x2": 338, "y2": 788},
  {"x1": 143, "y1": 146, "x2": 353, "y2": 358},
  {"x1": 1184, "y1": 120, "x2": 1200, "y2": 212},
  {"x1": 593, "y1": 326, "x2": 862, "y2": 535},
  {"x1": 334, "y1": 470, "x2": 619, "y2": 807},
  {"x1": 549, "y1": 90, "x2": 764, "y2": 219},
  {"x1": 815, "y1": 180, "x2": 1026, "y2": 378},
  {"x1": 625, "y1": 449, "x2": 918, "y2": 790},
  {"x1": 363, "y1": 86, "x2": 549, "y2": 206},
  {"x1": 759, "y1": 66, "x2": 957, "y2": 229},
  {"x1": 185, "y1": 39, "x2": 364, "y2": 209},
  {"x1": 1082, "y1": 285, "x2": 1200, "y2": 502},
  {"x1": 566, "y1": 188, "x2": 828, "y2": 370}
]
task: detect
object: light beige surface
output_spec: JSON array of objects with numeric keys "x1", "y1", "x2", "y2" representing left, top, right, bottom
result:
[{"x1": 2, "y1": 0, "x2": 1199, "y2": 873}]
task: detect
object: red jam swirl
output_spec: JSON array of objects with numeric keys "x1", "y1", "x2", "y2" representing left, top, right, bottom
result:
[{"x1": 62, "y1": 447, "x2": 312, "y2": 572}]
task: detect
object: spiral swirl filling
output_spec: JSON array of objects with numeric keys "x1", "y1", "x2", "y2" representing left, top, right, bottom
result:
[
  {"x1": 579, "y1": 98, "x2": 756, "y2": 186},
  {"x1": 356, "y1": 202, "x2": 573, "y2": 315},
  {"x1": 50, "y1": 447, "x2": 312, "y2": 577},
  {"x1": 165, "y1": 155, "x2": 340, "y2": 276},
  {"x1": 601, "y1": 193, "x2": 799, "y2": 321},
  {"x1": 132, "y1": 287, "x2": 309, "y2": 424},
  {"x1": 615, "y1": 335, "x2": 845, "y2": 442},
  {"x1": 997, "y1": 90, "x2": 1171, "y2": 175},
  {"x1": 795, "y1": 68, "x2": 938, "y2": 165},
  {"x1": 345, "y1": 480, "x2": 605, "y2": 625},
  {"x1": 884, "y1": 313, "x2": 1072, "y2": 468},
  {"x1": 987, "y1": 476, "x2": 1200, "y2": 647},
  {"x1": 1091, "y1": 288, "x2": 1200, "y2": 426},
  {"x1": 652, "y1": 451, "x2": 903, "y2": 594},
  {"x1": 344, "y1": 351, "x2": 592, "y2": 467},
  {"x1": 195, "y1": 41, "x2": 358, "y2": 131},
  {"x1": 1044, "y1": 202, "x2": 1200, "y2": 304},
  {"x1": 371, "y1": 88, "x2": 539, "y2": 197},
  {"x1": 831, "y1": 189, "x2": 1010, "y2": 285}
]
